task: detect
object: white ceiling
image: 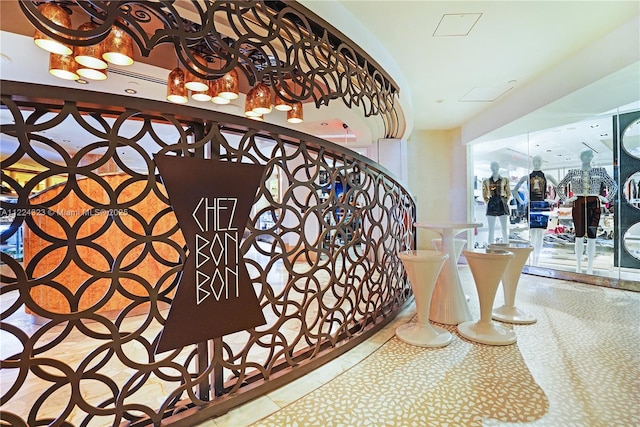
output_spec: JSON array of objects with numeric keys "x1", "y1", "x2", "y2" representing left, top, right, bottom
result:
[
  {"x1": 1, "y1": 1, "x2": 640, "y2": 170},
  {"x1": 308, "y1": 0, "x2": 640, "y2": 172},
  {"x1": 327, "y1": 0, "x2": 640, "y2": 132}
]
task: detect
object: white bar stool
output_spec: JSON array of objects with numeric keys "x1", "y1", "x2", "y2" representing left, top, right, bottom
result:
[
  {"x1": 397, "y1": 250, "x2": 452, "y2": 347},
  {"x1": 458, "y1": 248, "x2": 516, "y2": 346},
  {"x1": 488, "y1": 242, "x2": 536, "y2": 324}
]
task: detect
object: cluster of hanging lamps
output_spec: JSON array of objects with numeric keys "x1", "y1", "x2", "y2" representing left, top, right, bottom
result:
[
  {"x1": 32, "y1": 3, "x2": 302, "y2": 122},
  {"x1": 167, "y1": 61, "x2": 239, "y2": 105},
  {"x1": 33, "y1": 3, "x2": 134, "y2": 82},
  {"x1": 244, "y1": 82, "x2": 303, "y2": 123},
  {"x1": 75, "y1": 22, "x2": 108, "y2": 80}
]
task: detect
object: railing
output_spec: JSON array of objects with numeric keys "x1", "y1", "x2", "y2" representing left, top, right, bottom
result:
[{"x1": 0, "y1": 80, "x2": 415, "y2": 426}]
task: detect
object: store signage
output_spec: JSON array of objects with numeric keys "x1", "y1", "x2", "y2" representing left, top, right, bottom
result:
[{"x1": 154, "y1": 155, "x2": 266, "y2": 354}]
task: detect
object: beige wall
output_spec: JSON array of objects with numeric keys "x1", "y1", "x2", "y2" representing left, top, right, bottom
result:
[{"x1": 407, "y1": 128, "x2": 471, "y2": 250}]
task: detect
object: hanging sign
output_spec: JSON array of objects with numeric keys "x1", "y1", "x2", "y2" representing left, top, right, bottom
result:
[{"x1": 154, "y1": 155, "x2": 266, "y2": 354}]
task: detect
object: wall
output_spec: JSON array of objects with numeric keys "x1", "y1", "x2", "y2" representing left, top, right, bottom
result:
[{"x1": 407, "y1": 128, "x2": 470, "y2": 249}]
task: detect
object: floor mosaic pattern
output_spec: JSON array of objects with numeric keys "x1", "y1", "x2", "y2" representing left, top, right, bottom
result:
[{"x1": 199, "y1": 267, "x2": 640, "y2": 427}]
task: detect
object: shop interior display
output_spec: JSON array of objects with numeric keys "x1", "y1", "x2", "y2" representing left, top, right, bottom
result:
[
  {"x1": 556, "y1": 149, "x2": 618, "y2": 274},
  {"x1": 472, "y1": 107, "x2": 639, "y2": 281}
]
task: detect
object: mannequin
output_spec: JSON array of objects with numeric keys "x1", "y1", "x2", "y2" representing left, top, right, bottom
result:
[
  {"x1": 513, "y1": 155, "x2": 558, "y2": 265},
  {"x1": 557, "y1": 150, "x2": 617, "y2": 274},
  {"x1": 482, "y1": 161, "x2": 510, "y2": 244}
]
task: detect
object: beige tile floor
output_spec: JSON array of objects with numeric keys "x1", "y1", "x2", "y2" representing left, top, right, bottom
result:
[{"x1": 197, "y1": 267, "x2": 640, "y2": 427}]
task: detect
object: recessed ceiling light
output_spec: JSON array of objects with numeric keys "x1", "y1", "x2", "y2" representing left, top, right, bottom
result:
[
  {"x1": 600, "y1": 133, "x2": 608, "y2": 137},
  {"x1": 435, "y1": 99, "x2": 444, "y2": 103},
  {"x1": 321, "y1": 122, "x2": 328, "y2": 126},
  {"x1": 125, "y1": 88, "x2": 137, "y2": 94},
  {"x1": 76, "y1": 79, "x2": 88, "y2": 84},
  {"x1": 590, "y1": 124, "x2": 599, "y2": 128},
  {"x1": 546, "y1": 149, "x2": 551, "y2": 152}
]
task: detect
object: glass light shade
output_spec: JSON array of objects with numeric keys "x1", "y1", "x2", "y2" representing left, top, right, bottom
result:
[
  {"x1": 208, "y1": 79, "x2": 229, "y2": 104},
  {"x1": 167, "y1": 68, "x2": 188, "y2": 104},
  {"x1": 77, "y1": 66, "x2": 107, "y2": 81},
  {"x1": 49, "y1": 53, "x2": 79, "y2": 80},
  {"x1": 274, "y1": 98, "x2": 292, "y2": 112},
  {"x1": 287, "y1": 101, "x2": 304, "y2": 123},
  {"x1": 218, "y1": 70, "x2": 239, "y2": 99},
  {"x1": 185, "y1": 53, "x2": 209, "y2": 92},
  {"x1": 33, "y1": 3, "x2": 72, "y2": 55},
  {"x1": 74, "y1": 22, "x2": 107, "y2": 70},
  {"x1": 244, "y1": 93, "x2": 261, "y2": 116},
  {"x1": 274, "y1": 85, "x2": 293, "y2": 111},
  {"x1": 192, "y1": 80, "x2": 212, "y2": 101},
  {"x1": 102, "y1": 24, "x2": 134, "y2": 66},
  {"x1": 248, "y1": 83, "x2": 272, "y2": 115}
]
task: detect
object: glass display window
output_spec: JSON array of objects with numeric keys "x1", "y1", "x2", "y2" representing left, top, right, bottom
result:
[{"x1": 469, "y1": 104, "x2": 639, "y2": 283}]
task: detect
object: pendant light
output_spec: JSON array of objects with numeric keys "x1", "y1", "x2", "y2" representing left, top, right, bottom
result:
[
  {"x1": 244, "y1": 89, "x2": 261, "y2": 117},
  {"x1": 247, "y1": 82, "x2": 272, "y2": 115},
  {"x1": 77, "y1": 65, "x2": 108, "y2": 81},
  {"x1": 210, "y1": 79, "x2": 230, "y2": 105},
  {"x1": 218, "y1": 69, "x2": 239, "y2": 100},
  {"x1": 167, "y1": 67, "x2": 188, "y2": 104},
  {"x1": 102, "y1": 20, "x2": 134, "y2": 66},
  {"x1": 49, "y1": 53, "x2": 79, "y2": 81},
  {"x1": 192, "y1": 80, "x2": 212, "y2": 102},
  {"x1": 33, "y1": 3, "x2": 72, "y2": 55},
  {"x1": 185, "y1": 53, "x2": 209, "y2": 93},
  {"x1": 74, "y1": 22, "x2": 107, "y2": 70},
  {"x1": 287, "y1": 101, "x2": 304, "y2": 123},
  {"x1": 274, "y1": 84, "x2": 292, "y2": 112}
]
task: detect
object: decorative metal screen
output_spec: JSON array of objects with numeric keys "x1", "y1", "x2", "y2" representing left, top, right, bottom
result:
[
  {"x1": 18, "y1": 0, "x2": 403, "y2": 139},
  {"x1": 0, "y1": 81, "x2": 415, "y2": 426}
]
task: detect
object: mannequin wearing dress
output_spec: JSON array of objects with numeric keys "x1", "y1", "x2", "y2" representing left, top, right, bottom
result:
[
  {"x1": 513, "y1": 155, "x2": 558, "y2": 266},
  {"x1": 557, "y1": 150, "x2": 617, "y2": 274},
  {"x1": 482, "y1": 161, "x2": 510, "y2": 244}
]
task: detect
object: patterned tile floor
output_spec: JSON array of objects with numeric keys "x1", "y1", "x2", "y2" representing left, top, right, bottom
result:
[{"x1": 198, "y1": 266, "x2": 640, "y2": 427}]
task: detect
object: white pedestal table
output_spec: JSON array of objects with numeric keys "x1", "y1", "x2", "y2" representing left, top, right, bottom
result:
[{"x1": 414, "y1": 222, "x2": 481, "y2": 325}]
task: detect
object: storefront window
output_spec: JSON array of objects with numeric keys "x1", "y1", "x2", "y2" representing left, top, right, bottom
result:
[{"x1": 470, "y1": 105, "x2": 639, "y2": 282}]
